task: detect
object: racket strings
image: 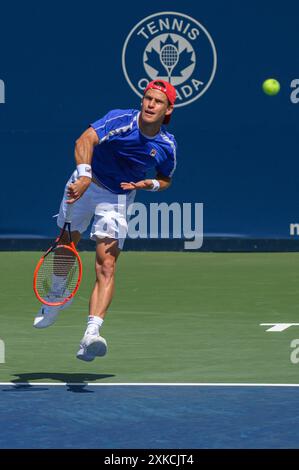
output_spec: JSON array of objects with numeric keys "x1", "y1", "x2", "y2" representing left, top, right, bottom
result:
[
  {"x1": 160, "y1": 44, "x2": 179, "y2": 68},
  {"x1": 36, "y1": 247, "x2": 80, "y2": 302}
]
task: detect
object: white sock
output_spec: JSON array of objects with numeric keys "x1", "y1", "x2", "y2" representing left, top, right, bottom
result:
[{"x1": 85, "y1": 316, "x2": 104, "y2": 336}]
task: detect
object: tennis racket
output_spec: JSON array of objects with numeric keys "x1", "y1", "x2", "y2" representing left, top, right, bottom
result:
[
  {"x1": 160, "y1": 44, "x2": 179, "y2": 83},
  {"x1": 33, "y1": 205, "x2": 82, "y2": 306}
]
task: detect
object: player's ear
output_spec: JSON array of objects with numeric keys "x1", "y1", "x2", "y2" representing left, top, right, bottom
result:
[{"x1": 165, "y1": 104, "x2": 174, "y2": 117}]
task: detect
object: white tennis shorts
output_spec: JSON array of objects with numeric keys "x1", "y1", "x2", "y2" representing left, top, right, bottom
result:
[{"x1": 57, "y1": 170, "x2": 136, "y2": 249}]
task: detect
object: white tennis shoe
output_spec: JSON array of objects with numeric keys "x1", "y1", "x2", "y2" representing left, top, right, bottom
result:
[
  {"x1": 33, "y1": 295, "x2": 73, "y2": 329},
  {"x1": 76, "y1": 334, "x2": 107, "y2": 361}
]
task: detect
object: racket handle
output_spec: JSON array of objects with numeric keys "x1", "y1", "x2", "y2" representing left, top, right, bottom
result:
[{"x1": 65, "y1": 203, "x2": 74, "y2": 223}]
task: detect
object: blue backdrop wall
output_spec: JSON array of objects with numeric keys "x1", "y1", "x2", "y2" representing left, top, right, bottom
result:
[{"x1": 0, "y1": 1, "x2": 298, "y2": 239}]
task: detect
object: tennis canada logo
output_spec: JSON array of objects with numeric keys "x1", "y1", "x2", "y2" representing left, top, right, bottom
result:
[{"x1": 122, "y1": 11, "x2": 217, "y2": 107}]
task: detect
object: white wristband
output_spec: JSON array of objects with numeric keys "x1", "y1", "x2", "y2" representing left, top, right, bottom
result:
[
  {"x1": 77, "y1": 163, "x2": 92, "y2": 178},
  {"x1": 149, "y1": 179, "x2": 160, "y2": 191}
]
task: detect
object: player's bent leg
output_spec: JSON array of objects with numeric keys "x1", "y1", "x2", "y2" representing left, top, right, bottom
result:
[
  {"x1": 90, "y1": 238, "x2": 120, "y2": 317},
  {"x1": 33, "y1": 231, "x2": 81, "y2": 329},
  {"x1": 76, "y1": 238, "x2": 120, "y2": 361}
]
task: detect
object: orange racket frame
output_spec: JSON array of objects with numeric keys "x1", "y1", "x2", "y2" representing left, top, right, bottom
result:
[{"x1": 33, "y1": 220, "x2": 82, "y2": 306}]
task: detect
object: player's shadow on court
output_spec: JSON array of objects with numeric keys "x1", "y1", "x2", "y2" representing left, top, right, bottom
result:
[{"x1": 8, "y1": 372, "x2": 115, "y2": 393}]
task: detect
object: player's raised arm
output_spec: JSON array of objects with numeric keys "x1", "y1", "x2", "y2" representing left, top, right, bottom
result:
[{"x1": 67, "y1": 127, "x2": 99, "y2": 204}]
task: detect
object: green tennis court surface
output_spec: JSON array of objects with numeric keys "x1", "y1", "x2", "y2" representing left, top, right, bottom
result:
[{"x1": 1, "y1": 252, "x2": 299, "y2": 384}]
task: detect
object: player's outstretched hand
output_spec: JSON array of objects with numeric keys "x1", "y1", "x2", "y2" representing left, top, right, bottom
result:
[
  {"x1": 67, "y1": 177, "x2": 91, "y2": 203},
  {"x1": 120, "y1": 180, "x2": 153, "y2": 191}
]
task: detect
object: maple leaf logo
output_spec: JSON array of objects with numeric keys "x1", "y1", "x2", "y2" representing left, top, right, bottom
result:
[
  {"x1": 144, "y1": 48, "x2": 165, "y2": 77},
  {"x1": 171, "y1": 48, "x2": 194, "y2": 77},
  {"x1": 144, "y1": 34, "x2": 194, "y2": 83}
]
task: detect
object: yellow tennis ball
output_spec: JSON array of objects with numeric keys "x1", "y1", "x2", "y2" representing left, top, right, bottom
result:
[{"x1": 262, "y1": 78, "x2": 280, "y2": 96}]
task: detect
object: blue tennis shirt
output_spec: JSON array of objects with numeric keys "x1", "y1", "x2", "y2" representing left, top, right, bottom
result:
[{"x1": 90, "y1": 109, "x2": 177, "y2": 194}]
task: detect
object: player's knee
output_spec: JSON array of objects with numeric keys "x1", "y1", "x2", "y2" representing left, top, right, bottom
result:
[
  {"x1": 102, "y1": 258, "x2": 116, "y2": 279},
  {"x1": 96, "y1": 257, "x2": 116, "y2": 280}
]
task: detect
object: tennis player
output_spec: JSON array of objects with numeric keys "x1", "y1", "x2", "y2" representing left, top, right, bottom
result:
[{"x1": 33, "y1": 79, "x2": 178, "y2": 361}]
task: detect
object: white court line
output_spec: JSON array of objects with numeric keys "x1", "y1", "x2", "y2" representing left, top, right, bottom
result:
[{"x1": 0, "y1": 382, "x2": 299, "y2": 387}]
